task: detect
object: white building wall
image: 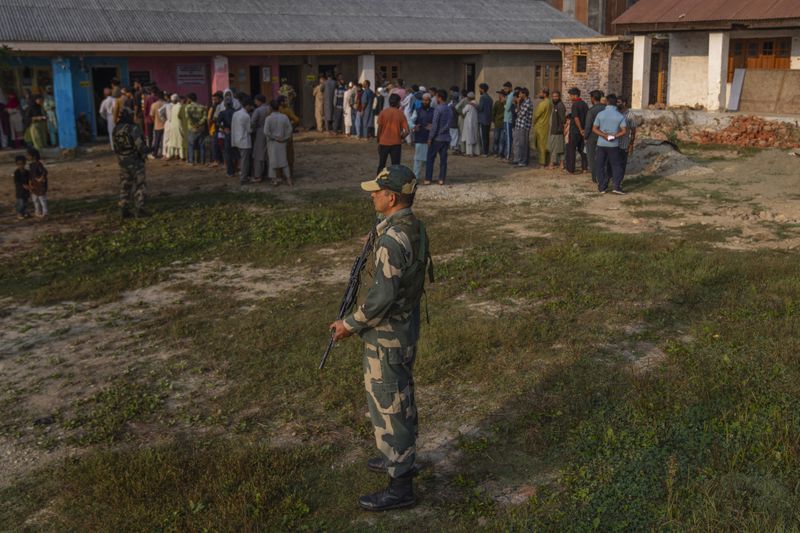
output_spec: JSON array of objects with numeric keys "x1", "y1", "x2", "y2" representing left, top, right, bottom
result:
[{"x1": 667, "y1": 32, "x2": 709, "y2": 108}]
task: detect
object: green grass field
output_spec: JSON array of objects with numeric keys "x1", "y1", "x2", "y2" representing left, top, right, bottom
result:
[{"x1": 1, "y1": 189, "x2": 799, "y2": 531}]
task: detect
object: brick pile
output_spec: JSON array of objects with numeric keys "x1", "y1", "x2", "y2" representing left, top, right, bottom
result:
[{"x1": 691, "y1": 116, "x2": 800, "y2": 149}]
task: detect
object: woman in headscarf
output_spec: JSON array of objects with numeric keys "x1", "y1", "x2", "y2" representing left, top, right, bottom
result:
[
  {"x1": 5, "y1": 91, "x2": 25, "y2": 148},
  {"x1": 24, "y1": 94, "x2": 49, "y2": 151},
  {"x1": 217, "y1": 89, "x2": 241, "y2": 114},
  {"x1": 43, "y1": 86, "x2": 58, "y2": 146}
]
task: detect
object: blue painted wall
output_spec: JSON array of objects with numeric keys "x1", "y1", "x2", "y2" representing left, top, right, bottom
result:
[{"x1": 52, "y1": 58, "x2": 77, "y2": 149}]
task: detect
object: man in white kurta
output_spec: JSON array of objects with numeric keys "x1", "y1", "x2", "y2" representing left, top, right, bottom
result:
[
  {"x1": 231, "y1": 99, "x2": 254, "y2": 185},
  {"x1": 165, "y1": 94, "x2": 185, "y2": 160},
  {"x1": 343, "y1": 82, "x2": 355, "y2": 136},
  {"x1": 462, "y1": 94, "x2": 480, "y2": 156},
  {"x1": 99, "y1": 88, "x2": 116, "y2": 149},
  {"x1": 264, "y1": 100, "x2": 293, "y2": 186}
]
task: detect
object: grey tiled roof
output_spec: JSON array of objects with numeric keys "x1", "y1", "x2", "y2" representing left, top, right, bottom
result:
[{"x1": 0, "y1": 0, "x2": 598, "y2": 44}]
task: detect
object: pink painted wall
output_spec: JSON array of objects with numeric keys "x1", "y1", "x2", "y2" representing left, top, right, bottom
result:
[{"x1": 127, "y1": 56, "x2": 213, "y2": 104}]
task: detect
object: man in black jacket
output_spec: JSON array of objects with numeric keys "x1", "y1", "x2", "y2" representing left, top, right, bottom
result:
[
  {"x1": 584, "y1": 90, "x2": 605, "y2": 183},
  {"x1": 565, "y1": 87, "x2": 588, "y2": 174},
  {"x1": 477, "y1": 83, "x2": 493, "y2": 156}
]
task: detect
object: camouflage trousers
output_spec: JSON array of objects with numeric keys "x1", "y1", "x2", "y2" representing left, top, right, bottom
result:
[
  {"x1": 118, "y1": 159, "x2": 146, "y2": 210},
  {"x1": 363, "y1": 341, "x2": 418, "y2": 478}
]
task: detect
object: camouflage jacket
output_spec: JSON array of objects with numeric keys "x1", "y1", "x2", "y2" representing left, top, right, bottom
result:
[
  {"x1": 113, "y1": 123, "x2": 147, "y2": 162},
  {"x1": 344, "y1": 208, "x2": 430, "y2": 351}
]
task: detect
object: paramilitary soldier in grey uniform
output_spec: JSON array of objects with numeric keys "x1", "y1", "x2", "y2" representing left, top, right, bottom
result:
[
  {"x1": 112, "y1": 107, "x2": 148, "y2": 218},
  {"x1": 330, "y1": 165, "x2": 432, "y2": 511}
]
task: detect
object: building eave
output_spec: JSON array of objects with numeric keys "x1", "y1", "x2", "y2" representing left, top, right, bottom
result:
[
  {"x1": 616, "y1": 19, "x2": 800, "y2": 34},
  {"x1": 3, "y1": 41, "x2": 561, "y2": 54},
  {"x1": 550, "y1": 36, "x2": 632, "y2": 45}
]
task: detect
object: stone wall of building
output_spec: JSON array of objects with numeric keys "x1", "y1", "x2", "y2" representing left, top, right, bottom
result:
[{"x1": 560, "y1": 41, "x2": 630, "y2": 108}]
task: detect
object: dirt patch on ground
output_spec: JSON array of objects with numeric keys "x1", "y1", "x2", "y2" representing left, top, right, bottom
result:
[
  {"x1": 171, "y1": 259, "x2": 351, "y2": 300},
  {"x1": 0, "y1": 253, "x2": 361, "y2": 488}
]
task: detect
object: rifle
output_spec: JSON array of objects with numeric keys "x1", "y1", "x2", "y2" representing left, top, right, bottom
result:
[{"x1": 319, "y1": 224, "x2": 377, "y2": 370}]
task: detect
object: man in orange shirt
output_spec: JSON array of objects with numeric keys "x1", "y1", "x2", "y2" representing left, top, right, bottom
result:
[{"x1": 375, "y1": 93, "x2": 409, "y2": 174}]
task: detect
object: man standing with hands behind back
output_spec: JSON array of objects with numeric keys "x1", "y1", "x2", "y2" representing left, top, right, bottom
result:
[
  {"x1": 592, "y1": 93, "x2": 628, "y2": 195},
  {"x1": 329, "y1": 165, "x2": 432, "y2": 512}
]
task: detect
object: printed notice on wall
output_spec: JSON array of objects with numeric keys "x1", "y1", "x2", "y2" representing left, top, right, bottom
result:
[{"x1": 177, "y1": 65, "x2": 206, "y2": 86}]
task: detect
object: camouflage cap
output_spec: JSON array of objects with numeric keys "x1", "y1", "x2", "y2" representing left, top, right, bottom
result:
[{"x1": 361, "y1": 165, "x2": 418, "y2": 194}]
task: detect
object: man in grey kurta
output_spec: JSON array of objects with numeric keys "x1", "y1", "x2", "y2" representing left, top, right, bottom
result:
[
  {"x1": 264, "y1": 99, "x2": 293, "y2": 185},
  {"x1": 251, "y1": 95, "x2": 271, "y2": 181},
  {"x1": 323, "y1": 72, "x2": 337, "y2": 133}
]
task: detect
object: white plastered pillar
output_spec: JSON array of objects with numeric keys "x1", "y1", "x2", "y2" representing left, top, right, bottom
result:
[
  {"x1": 631, "y1": 34, "x2": 652, "y2": 110},
  {"x1": 791, "y1": 34, "x2": 800, "y2": 70},
  {"x1": 358, "y1": 54, "x2": 376, "y2": 90},
  {"x1": 707, "y1": 32, "x2": 730, "y2": 111}
]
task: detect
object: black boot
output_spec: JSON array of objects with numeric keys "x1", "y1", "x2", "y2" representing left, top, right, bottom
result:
[
  {"x1": 358, "y1": 471, "x2": 415, "y2": 511},
  {"x1": 366, "y1": 456, "x2": 387, "y2": 474}
]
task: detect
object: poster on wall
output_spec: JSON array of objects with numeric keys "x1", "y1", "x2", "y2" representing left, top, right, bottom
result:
[
  {"x1": 177, "y1": 65, "x2": 206, "y2": 86},
  {"x1": 262, "y1": 67, "x2": 271, "y2": 83}
]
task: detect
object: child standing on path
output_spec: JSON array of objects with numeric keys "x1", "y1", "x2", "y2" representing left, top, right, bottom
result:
[
  {"x1": 13, "y1": 155, "x2": 31, "y2": 219},
  {"x1": 27, "y1": 148, "x2": 48, "y2": 218}
]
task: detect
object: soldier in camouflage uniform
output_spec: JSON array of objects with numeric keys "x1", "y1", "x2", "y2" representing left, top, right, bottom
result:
[
  {"x1": 113, "y1": 107, "x2": 148, "y2": 218},
  {"x1": 330, "y1": 165, "x2": 432, "y2": 512}
]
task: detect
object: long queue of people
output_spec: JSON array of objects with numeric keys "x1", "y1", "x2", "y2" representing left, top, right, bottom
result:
[
  {"x1": 312, "y1": 75, "x2": 637, "y2": 193},
  {"x1": 98, "y1": 80, "x2": 299, "y2": 186}
]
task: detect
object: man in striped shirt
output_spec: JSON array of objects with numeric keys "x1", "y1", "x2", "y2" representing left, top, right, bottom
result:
[{"x1": 512, "y1": 88, "x2": 532, "y2": 167}]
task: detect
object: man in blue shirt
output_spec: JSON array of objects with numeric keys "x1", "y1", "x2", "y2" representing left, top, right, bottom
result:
[
  {"x1": 425, "y1": 89, "x2": 452, "y2": 185},
  {"x1": 591, "y1": 93, "x2": 628, "y2": 194},
  {"x1": 360, "y1": 80, "x2": 375, "y2": 139},
  {"x1": 413, "y1": 93, "x2": 434, "y2": 179}
]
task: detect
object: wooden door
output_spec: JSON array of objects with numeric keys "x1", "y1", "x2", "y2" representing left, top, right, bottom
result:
[
  {"x1": 648, "y1": 49, "x2": 667, "y2": 105},
  {"x1": 535, "y1": 62, "x2": 562, "y2": 95}
]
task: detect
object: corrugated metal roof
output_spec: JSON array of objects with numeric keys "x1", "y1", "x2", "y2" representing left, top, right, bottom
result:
[
  {"x1": 615, "y1": 0, "x2": 800, "y2": 27},
  {"x1": 0, "y1": 0, "x2": 598, "y2": 45}
]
